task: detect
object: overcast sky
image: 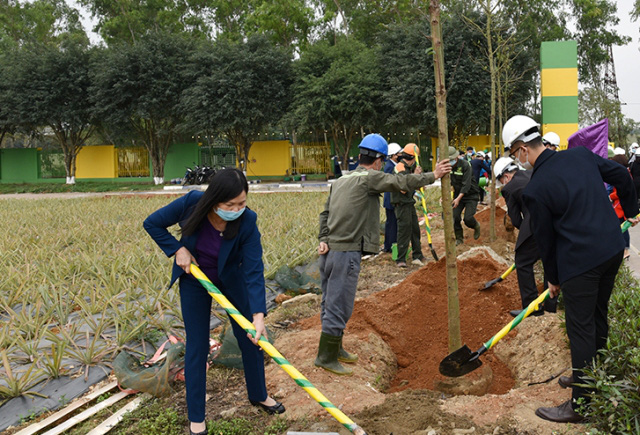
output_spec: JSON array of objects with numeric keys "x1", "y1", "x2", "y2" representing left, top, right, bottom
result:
[
  {"x1": 612, "y1": 0, "x2": 640, "y2": 123},
  {"x1": 73, "y1": 0, "x2": 640, "y2": 123}
]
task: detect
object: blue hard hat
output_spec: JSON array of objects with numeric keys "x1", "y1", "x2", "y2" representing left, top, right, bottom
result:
[{"x1": 358, "y1": 133, "x2": 388, "y2": 158}]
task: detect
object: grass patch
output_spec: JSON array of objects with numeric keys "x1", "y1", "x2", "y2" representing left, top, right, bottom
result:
[
  {"x1": 0, "y1": 181, "x2": 163, "y2": 194},
  {"x1": 580, "y1": 264, "x2": 640, "y2": 434}
]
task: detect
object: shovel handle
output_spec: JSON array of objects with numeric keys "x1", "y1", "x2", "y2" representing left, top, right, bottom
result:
[
  {"x1": 500, "y1": 263, "x2": 516, "y2": 280},
  {"x1": 482, "y1": 289, "x2": 550, "y2": 351}
]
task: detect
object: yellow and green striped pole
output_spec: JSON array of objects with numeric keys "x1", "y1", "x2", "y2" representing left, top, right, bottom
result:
[
  {"x1": 189, "y1": 264, "x2": 368, "y2": 435},
  {"x1": 413, "y1": 145, "x2": 438, "y2": 261}
]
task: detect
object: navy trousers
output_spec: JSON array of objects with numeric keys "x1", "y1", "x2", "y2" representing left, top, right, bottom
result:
[
  {"x1": 179, "y1": 277, "x2": 267, "y2": 422},
  {"x1": 383, "y1": 207, "x2": 398, "y2": 252}
]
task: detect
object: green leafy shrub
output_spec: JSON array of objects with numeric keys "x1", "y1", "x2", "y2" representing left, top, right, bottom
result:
[{"x1": 580, "y1": 265, "x2": 640, "y2": 434}]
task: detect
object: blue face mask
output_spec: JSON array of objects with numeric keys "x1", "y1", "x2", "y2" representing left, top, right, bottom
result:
[
  {"x1": 449, "y1": 159, "x2": 457, "y2": 166},
  {"x1": 215, "y1": 207, "x2": 246, "y2": 222}
]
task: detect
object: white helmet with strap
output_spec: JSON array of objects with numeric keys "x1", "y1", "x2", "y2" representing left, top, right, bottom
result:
[
  {"x1": 542, "y1": 132, "x2": 560, "y2": 147},
  {"x1": 493, "y1": 157, "x2": 520, "y2": 187},
  {"x1": 502, "y1": 115, "x2": 541, "y2": 148}
]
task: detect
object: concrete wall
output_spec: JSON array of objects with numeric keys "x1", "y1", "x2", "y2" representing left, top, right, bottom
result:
[
  {"x1": 76, "y1": 145, "x2": 117, "y2": 178},
  {"x1": 0, "y1": 148, "x2": 40, "y2": 183},
  {"x1": 246, "y1": 140, "x2": 291, "y2": 176},
  {"x1": 164, "y1": 142, "x2": 200, "y2": 180}
]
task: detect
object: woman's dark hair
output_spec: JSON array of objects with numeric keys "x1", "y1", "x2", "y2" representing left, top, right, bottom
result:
[
  {"x1": 181, "y1": 168, "x2": 249, "y2": 238},
  {"x1": 611, "y1": 154, "x2": 629, "y2": 168}
]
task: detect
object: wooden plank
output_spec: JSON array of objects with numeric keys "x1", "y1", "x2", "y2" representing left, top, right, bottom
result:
[
  {"x1": 86, "y1": 396, "x2": 143, "y2": 435},
  {"x1": 15, "y1": 381, "x2": 118, "y2": 435},
  {"x1": 41, "y1": 391, "x2": 133, "y2": 435}
]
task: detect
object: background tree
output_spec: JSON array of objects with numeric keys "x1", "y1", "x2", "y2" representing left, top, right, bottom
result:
[
  {"x1": 0, "y1": 0, "x2": 88, "y2": 50},
  {"x1": 0, "y1": 42, "x2": 96, "y2": 183},
  {"x1": 181, "y1": 35, "x2": 293, "y2": 172},
  {"x1": 287, "y1": 37, "x2": 382, "y2": 169},
  {"x1": 570, "y1": 0, "x2": 629, "y2": 87},
  {"x1": 379, "y1": 15, "x2": 491, "y2": 147},
  {"x1": 205, "y1": 0, "x2": 315, "y2": 53},
  {"x1": 78, "y1": 0, "x2": 209, "y2": 45},
  {"x1": 92, "y1": 32, "x2": 194, "y2": 184},
  {"x1": 311, "y1": 0, "x2": 420, "y2": 46}
]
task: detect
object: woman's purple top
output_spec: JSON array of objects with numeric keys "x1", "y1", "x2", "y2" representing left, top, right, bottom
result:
[{"x1": 195, "y1": 219, "x2": 224, "y2": 287}]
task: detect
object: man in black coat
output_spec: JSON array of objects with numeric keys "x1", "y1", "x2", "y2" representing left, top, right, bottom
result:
[
  {"x1": 449, "y1": 146, "x2": 482, "y2": 244},
  {"x1": 494, "y1": 157, "x2": 557, "y2": 317},
  {"x1": 502, "y1": 115, "x2": 639, "y2": 423}
]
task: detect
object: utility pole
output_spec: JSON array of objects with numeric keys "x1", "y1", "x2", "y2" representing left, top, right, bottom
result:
[{"x1": 603, "y1": 44, "x2": 625, "y2": 146}]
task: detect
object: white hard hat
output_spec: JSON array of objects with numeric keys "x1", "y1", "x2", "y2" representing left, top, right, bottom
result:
[
  {"x1": 387, "y1": 142, "x2": 402, "y2": 156},
  {"x1": 502, "y1": 115, "x2": 541, "y2": 148},
  {"x1": 493, "y1": 157, "x2": 519, "y2": 187},
  {"x1": 614, "y1": 147, "x2": 626, "y2": 155},
  {"x1": 631, "y1": 142, "x2": 639, "y2": 150},
  {"x1": 542, "y1": 132, "x2": 560, "y2": 147},
  {"x1": 476, "y1": 150, "x2": 485, "y2": 157}
]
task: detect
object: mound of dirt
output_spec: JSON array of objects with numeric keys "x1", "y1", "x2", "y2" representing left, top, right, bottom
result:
[
  {"x1": 296, "y1": 252, "x2": 521, "y2": 395},
  {"x1": 263, "y1": 243, "x2": 576, "y2": 434},
  {"x1": 441, "y1": 314, "x2": 574, "y2": 434}
]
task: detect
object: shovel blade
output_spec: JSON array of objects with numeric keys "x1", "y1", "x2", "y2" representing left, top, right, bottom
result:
[
  {"x1": 439, "y1": 345, "x2": 483, "y2": 377},
  {"x1": 430, "y1": 247, "x2": 439, "y2": 262},
  {"x1": 482, "y1": 276, "x2": 501, "y2": 290}
]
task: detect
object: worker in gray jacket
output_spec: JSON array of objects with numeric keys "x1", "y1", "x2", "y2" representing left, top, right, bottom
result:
[{"x1": 316, "y1": 133, "x2": 451, "y2": 375}]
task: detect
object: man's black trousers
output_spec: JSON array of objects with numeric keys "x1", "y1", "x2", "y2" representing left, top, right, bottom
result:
[
  {"x1": 561, "y1": 250, "x2": 623, "y2": 410},
  {"x1": 514, "y1": 236, "x2": 557, "y2": 312}
]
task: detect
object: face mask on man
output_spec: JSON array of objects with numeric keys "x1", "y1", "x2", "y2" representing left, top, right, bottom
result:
[{"x1": 516, "y1": 147, "x2": 533, "y2": 170}]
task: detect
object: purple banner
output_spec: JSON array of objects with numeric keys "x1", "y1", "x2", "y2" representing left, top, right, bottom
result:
[{"x1": 567, "y1": 118, "x2": 609, "y2": 158}]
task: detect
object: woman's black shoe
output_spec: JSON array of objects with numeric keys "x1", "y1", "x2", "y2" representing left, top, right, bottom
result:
[
  {"x1": 249, "y1": 399, "x2": 286, "y2": 415},
  {"x1": 189, "y1": 422, "x2": 207, "y2": 435}
]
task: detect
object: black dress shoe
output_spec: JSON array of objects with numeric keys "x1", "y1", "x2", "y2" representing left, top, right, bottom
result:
[
  {"x1": 509, "y1": 308, "x2": 544, "y2": 318},
  {"x1": 249, "y1": 399, "x2": 286, "y2": 415},
  {"x1": 535, "y1": 400, "x2": 584, "y2": 423},
  {"x1": 189, "y1": 423, "x2": 207, "y2": 435},
  {"x1": 558, "y1": 375, "x2": 574, "y2": 389}
]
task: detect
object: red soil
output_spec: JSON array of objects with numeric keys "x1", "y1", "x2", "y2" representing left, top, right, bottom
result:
[{"x1": 298, "y1": 252, "x2": 521, "y2": 395}]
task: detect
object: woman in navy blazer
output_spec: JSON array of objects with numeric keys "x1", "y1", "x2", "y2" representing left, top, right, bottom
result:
[{"x1": 143, "y1": 169, "x2": 284, "y2": 435}]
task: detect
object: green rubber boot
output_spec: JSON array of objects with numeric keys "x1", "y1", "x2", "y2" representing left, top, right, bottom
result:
[
  {"x1": 314, "y1": 332, "x2": 353, "y2": 376},
  {"x1": 338, "y1": 334, "x2": 358, "y2": 364},
  {"x1": 455, "y1": 228, "x2": 464, "y2": 245},
  {"x1": 474, "y1": 223, "x2": 481, "y2": 240}
]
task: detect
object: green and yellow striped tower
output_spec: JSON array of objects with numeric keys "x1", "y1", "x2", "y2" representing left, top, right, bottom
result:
[{"x1": 540, "y1": 40, "x2": 579, "y2": 150}]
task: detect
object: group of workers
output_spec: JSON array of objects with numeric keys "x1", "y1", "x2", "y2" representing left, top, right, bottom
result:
[{"x1": 143, "y1": 115, "x2": 638, "y2": 433}]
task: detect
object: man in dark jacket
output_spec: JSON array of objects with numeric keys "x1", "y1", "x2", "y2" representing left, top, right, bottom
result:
[
  {"x1": 449, "y1": 146, "x2": 481, "y2": 244},
  {"x1": 470, "y1": 152, "x2": 492, "y2": 204},
  {"x1": 502, "y1": 115, "x2": 639, "y2": 423},
  {"x1": 391, "y1": 144, "x2": 426, "y2": 267},
  {"x1": 382, "y1": 143, "x2": 402, "y2": 253},
  {"x1": 494, "y1": 157, "x2": 557, "y2": 317}
]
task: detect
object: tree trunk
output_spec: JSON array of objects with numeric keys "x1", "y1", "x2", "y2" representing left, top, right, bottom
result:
[
  {"x1": 485, "y1": 0, "x2": 497, "y2": 243},
  {"x1": 430, "y1": 0, "x2": 461, "y2": 353}
]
